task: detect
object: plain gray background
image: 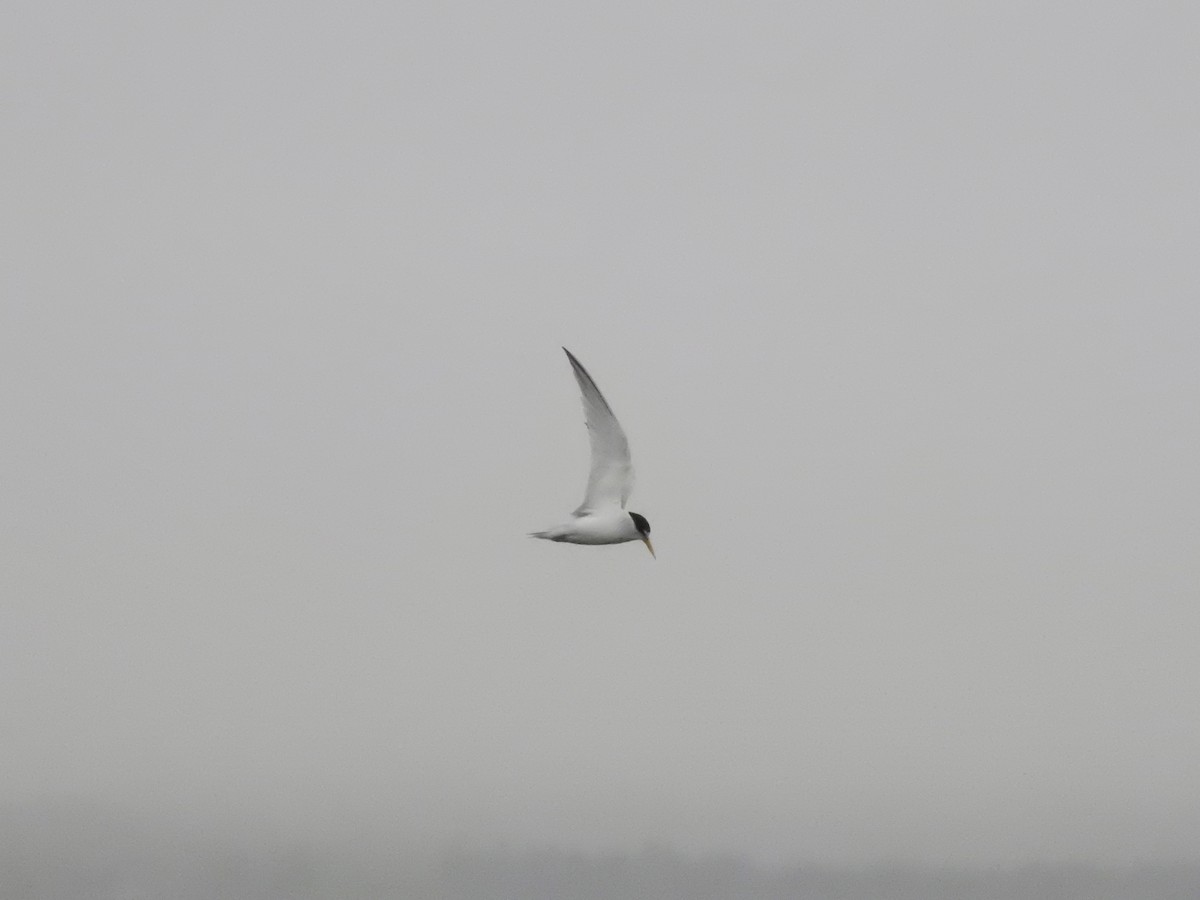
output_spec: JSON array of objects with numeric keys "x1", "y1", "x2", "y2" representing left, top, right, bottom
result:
[{"x1": 3, "y1": 0, "x2": 1198, "y2": 869}]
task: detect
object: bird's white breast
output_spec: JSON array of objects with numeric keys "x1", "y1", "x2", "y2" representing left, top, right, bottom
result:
[{"x1": 545, "y1": 509, "x2": 639, "y2": 545}]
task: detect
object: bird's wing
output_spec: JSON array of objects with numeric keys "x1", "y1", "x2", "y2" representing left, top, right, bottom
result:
[{"x1": 563, "y1": 348, "x2": 634, "y2": 514}]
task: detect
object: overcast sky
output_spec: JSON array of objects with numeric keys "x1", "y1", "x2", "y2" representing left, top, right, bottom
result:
[{"x1": 3, "y1": 0, "x2": 1198, "y2": 868}]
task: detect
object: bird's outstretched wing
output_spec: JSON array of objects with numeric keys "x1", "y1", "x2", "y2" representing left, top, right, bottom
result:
[{"x1": 563, "y1": 348, "x2": 634, "y2": 513}]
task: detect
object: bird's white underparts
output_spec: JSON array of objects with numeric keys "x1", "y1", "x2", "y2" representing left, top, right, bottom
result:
[{"x1": 530, "y1": 348, "x2": 655, "y2": 558}]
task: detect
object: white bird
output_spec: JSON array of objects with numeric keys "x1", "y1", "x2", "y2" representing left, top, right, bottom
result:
[{"x1": 531, "y1": 348, "x2": 655, "y2": 557}]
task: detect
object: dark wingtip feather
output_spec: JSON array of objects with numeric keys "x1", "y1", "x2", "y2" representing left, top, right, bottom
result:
[{"x1": 560, "y1": 347, "x2": 615, "y2": 416}]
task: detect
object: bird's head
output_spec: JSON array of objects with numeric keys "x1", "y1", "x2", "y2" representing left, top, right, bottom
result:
[{"x1": 629, "y1": 512, "x2": 654, "y2": 558}]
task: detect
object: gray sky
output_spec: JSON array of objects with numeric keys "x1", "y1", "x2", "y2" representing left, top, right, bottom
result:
[{"x1": 3, "y1": 0, "x2": 1198, "y2": 867}]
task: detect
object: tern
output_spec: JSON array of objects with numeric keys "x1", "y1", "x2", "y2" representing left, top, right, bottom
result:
[{"x1": 531, "y1": 348, "x2": 655, "y2": 557}]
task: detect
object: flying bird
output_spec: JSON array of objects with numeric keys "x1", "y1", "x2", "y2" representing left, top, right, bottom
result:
[{"x1": 531, "y1": 348, "x2": 654, "y2": 557}]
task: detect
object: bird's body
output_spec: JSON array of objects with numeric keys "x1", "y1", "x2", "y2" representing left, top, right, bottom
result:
[
  {"x1": 531, "y1": 349, "x2": 654, "y2": 557},
  {"x1": 532, "y1": 508, "x2": 642, "y2": 545}
]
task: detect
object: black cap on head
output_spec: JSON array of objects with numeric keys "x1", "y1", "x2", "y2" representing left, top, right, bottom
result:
[{"x1": 629, "y1": 512, "x2": 651, "y2": 535}]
